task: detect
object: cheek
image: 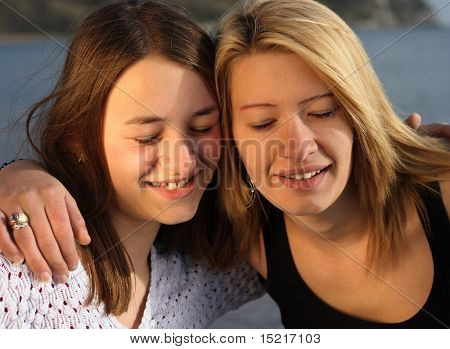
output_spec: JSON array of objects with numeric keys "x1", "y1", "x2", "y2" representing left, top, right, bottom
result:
[
  {"x1": 198, "y1": 127, "x2": 222, "y2": 168},
  {"x1": 104, "y1": 139, "x2": 159, "y2": 184},
  {"x1": 324, "y1": 129, "x2": 353, "y2": 182},
  {"x1": 237, "y1": 139, "x2": 274, "y2": 185}
]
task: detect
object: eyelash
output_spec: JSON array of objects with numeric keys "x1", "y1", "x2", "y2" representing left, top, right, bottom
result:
[
  {"x1": 135, "y1": 126, "x2": 213, "y2": 145},
  {"x1": 135, "y1": 136, "x2": 160, "y2": 145},
  {"x1": 310, "y1": 109, "x2": 336, "y2": 118},
  {"x1": 250, "y1": 109, "x2": 337, "y2": 132},
  {"x1": 189, "y1": 126, "x2": 214, "y2": 135},
  {"x1": 251, "y1": 120, "x2": 275, "y2": 131}
]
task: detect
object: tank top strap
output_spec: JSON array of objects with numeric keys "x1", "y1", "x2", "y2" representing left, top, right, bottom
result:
[
  {"x1": 260, "y1": 207, "x2": 299, "y2": 288},
  {"x1": 417, "y1": 182, "x2": 450, "y2": 244}
]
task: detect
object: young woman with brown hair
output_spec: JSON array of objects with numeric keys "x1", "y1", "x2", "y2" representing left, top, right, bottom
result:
[{"x1": 0, "y1": 0, "x2": 262, "y2": 329}]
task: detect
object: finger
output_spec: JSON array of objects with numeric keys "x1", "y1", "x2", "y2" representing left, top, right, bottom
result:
[
  {"x1": 20, "y1": 205, "x2": 71, "y2": 282},
  {"x1": 3, "y1": 207, "x2": 53, "y2": 283},
  {"x1": 419, "y1": 122, "x2": 450, "y2": 139},
  {"x1": 12, "y1": 226, "x2": 53, "y2": 283},
  {"x1": 65, "y1": 192, "x2": 90, "y2": 246},
  {"x1": 405, "y1": 113, "x2": 421, "y2": 130},
  {"x1": 0, "y1": 210, "x2": 24, "y2": 264},
  {"x1": 44, "y1": 195, "x2": 80, "y2": 272}
]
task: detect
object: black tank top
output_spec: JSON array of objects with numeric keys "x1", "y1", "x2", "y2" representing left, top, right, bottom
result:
[{"x1": 259, "y1": 184, "x2": 450, "y2": 328}]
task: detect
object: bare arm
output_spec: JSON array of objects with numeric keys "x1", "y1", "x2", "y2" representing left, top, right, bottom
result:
[{"x1": 0, "y1": 160, "x2": 90, "y2": 283}]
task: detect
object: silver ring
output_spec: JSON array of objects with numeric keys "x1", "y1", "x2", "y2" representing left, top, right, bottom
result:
[{"x1": 9, "y1": 212, "x2": 30, "y2": 230}]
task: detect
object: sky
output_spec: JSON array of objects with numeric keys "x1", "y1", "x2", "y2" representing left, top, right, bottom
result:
[{"x1": 424, "y1": 0, "x2": 450, "y2": 26}]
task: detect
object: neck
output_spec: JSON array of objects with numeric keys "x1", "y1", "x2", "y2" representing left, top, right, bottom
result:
[
  {"x1": 109, "y1": 208, "x2": 161, "y2": 275},
  {"x1": 285, "y1": 181, "x2": 367, "y2": 246}
]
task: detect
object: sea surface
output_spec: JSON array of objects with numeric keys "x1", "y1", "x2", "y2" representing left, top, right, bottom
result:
[{"x1": 0, "y1": 28, "x2": 449, "y2": 328}]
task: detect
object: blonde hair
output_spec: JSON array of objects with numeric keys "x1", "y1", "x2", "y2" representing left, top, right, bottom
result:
[{"x1": 215, "y1": 0, "x2": 450, "y2": 268}]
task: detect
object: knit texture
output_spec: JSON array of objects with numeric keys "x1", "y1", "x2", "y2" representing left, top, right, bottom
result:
[{"x1": 0, "y1": 246, "x2": 264, "y2": 329}]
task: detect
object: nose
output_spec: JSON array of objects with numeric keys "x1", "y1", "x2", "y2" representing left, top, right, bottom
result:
[
  {"x1": 281, "y1": 116, "x2": 317, "y2": 161},
  {"x1": 161, "y1": 134, "x2": 197, "y2": 179}
]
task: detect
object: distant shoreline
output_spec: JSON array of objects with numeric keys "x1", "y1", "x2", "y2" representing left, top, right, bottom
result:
[
  {"x1": 1, "y1": 23, "x2": 446, "y2": 44},
  {"x1": 0, "y1": 33, "x2": 68, "y2": 44}
]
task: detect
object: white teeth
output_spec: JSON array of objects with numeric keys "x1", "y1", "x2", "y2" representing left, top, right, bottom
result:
[
  {"x1": 167, "y1": 182, "x2": 178, "y2": 191},
  {"x1": 285, "y1": 170, "x2": 323, "y2": 181},
  {"x1": 150, "y1": 179, "x2": 189, "y2": 190}
]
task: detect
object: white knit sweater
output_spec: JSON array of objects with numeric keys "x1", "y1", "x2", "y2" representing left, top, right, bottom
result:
[{"x1": 0, "y1": 246, "x2": 264, "y2": 329}]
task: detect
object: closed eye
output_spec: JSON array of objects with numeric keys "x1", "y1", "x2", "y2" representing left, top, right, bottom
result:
[
  {"x1": 310, "y1": 110, "x2": 335, "y2": 118},
  {"x1": 309, "y1": 105, "x2": 340, "y2": 119},
  {"x1": 250, "y1": 119, "x2": 276, "y2": 131},
  {"x1": 135, "y1": 135, "x2": 160, "y2": 145},
  {"x1": 189, "y1": 126, "x2": 214, "y2": 135}
]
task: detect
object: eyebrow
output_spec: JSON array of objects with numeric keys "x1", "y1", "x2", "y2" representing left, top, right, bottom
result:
[
  {"x1": 125, "y1": 115, "x2": 164, "y2": 125},
  {"x1": 239, "y1": 92, "x2": 334, "y2": 111}
]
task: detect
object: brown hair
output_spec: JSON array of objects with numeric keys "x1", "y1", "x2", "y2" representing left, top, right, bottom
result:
[
  {"x1": 26, "y1": 0, "x2": 236, "y2": 315},
  {"x1": 215, "y1": 0, "x2": 450, "y2": 269}
]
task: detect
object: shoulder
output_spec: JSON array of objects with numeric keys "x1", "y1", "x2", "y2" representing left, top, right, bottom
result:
[
  {"x1": 149, "y1": 247, "x2": 264, "y2": 328},
  {"x1": 0, "y1": 255, "x2": 41, "y2": 328},
  {"x1": 0, "y1": 257, "x2": 94, "y2": 329}
]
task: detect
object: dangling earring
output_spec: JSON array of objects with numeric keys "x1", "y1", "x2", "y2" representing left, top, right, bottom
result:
[
  {"x1": 245, "y1": 177, "x2": 256, "y2": 208},
  {"x1": 78, "y1": 153, "x2": 86, "y2": 163}
]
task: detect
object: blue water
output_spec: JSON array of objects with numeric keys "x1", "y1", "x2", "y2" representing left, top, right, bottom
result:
[{"x1": 0, "y1": 29, "x2": 449, "y2": 328}]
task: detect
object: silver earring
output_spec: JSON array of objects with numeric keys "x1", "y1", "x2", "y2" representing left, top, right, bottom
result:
[
  {"x1": 78, "y1": 154, "x2": 86, "y2": 163},
  {"x1": 245, "y1": 177, "x2": 256, "y2": 208}
]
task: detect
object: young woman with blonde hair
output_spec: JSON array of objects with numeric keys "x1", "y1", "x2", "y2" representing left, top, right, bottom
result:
[{"x1": 215, "y1": 0, "x2": 449, "y2": 328}]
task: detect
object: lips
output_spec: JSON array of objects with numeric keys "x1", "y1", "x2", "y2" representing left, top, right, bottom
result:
[
  {"x1": 276, "y1": 165, "x2": 331, "y2": 179},
  {"x1": 145, "y1": 177, "x2": 190, "y2": 190},
  {"x1": 142, "y1": 172, "x2": 200, "y2": 200},
  {"x1": 144, "y1": 171, "x2": 199, "y2": 191},
  {"x1": 275, "y1": 165, "x2": 331, "y2": 191}
]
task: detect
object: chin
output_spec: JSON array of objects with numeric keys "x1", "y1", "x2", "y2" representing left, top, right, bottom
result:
[
  {"x1": 280, "y1": 201, "x2": 327, "y2": 217},
  {"x1": 156, "y1": 205, "x2": 199, "y2": 225}
]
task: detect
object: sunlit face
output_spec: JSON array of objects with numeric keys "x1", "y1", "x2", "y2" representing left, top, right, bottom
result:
[
  {"x1": 103, "y1": 56, "x2": 220, "y2": 225},
  {"x1": 230, "y1": 52, "x2": 354, "y2": 216}
]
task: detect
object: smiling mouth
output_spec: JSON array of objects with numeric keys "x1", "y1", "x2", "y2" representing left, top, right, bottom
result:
[
  {"x1": 144, "y1": 173, "x2": 197, "y2": 191},
  {"x1": 278, "y1": 165, "x2": 331, "y2": 181}
]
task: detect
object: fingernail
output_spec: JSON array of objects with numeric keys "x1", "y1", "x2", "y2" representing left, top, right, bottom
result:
[
  {"x1": 55, "y1": 274, "x2": 68, "y2": 284},
  {"x1": 40, "y1": 272, "x2": 52, "y2": 283},
  {"x1": 69, "y1": 264, "x2": 78, "y2": 272},
  {"x1": 13, "y1": 255, "x2": 24, "y2": 265}
]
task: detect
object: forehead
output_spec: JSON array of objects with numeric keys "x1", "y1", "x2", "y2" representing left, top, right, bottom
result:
[
  {"x1": 230, "y1": 52, "x2": 327, "y2": 106},
  {"x1": 105, "y1": 56, "x2": 215, "y2": 122}
]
